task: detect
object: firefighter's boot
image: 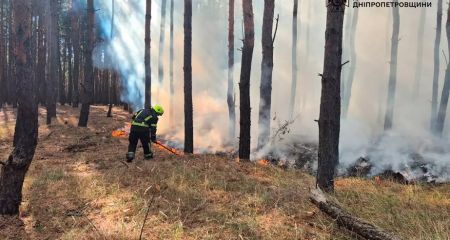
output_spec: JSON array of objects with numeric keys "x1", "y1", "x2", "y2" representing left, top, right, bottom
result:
[{"x1": 126, "y1": 152, "x2": 135, "y2": 162}]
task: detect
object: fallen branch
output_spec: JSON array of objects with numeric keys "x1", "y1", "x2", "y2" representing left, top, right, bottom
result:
[
  {"x1": 139, "y1": 193, "x2": 156, "y2": 240},
  {"x1": 309, "y1": 188, "x2": 401, "y2": 240}
]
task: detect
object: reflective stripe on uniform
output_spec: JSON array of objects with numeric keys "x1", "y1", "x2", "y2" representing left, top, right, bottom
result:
[
  {"x1": 144, "y1": 115, "x2": 153, "y2": 121},
  {"x1": 151, "y1": 124, "x2": 157, "y2": 127},
  {"x1": 131, "y1": 122, "x2": 149, "y2": 127}
]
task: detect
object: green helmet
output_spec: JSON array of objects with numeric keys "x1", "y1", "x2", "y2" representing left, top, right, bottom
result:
[{"x1": 153, "y1": 105, "x2": 164, "y2": 116}]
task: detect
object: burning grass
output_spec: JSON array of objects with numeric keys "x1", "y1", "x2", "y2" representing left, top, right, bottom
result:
[{"x1": 0, "y1": 105, "x2": 449, "y2": 239}]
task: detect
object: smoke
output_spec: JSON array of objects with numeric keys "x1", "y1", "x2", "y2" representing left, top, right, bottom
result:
[{"x1": 88, "y1": 1, "x2": 449, "y2": 180}]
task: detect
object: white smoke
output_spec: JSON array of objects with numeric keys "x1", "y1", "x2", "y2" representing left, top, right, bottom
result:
[{"x1": 87, "y1": 1, "x2": 449, "y2": 180}]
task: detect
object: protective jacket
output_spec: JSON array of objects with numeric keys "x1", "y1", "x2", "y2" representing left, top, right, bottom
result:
[{"x1": 131, "y1": 108, "x2": 159, "y2": 141}]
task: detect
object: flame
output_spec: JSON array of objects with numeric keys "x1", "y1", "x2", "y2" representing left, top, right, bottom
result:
[
  {"x1": 257, "y1": 159, "x2": 270, "y2": 166},
  {"x1": 111, "y1": 122, "x2": 131, "y2": 138},
  {"x1": 155, "y1": 141, "x2": 184, "y2": 156}
]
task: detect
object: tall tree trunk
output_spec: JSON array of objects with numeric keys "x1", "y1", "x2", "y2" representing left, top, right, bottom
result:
[
  {"x1": 238, "y1": 0, "x2": 255, "y2": 160},
  {"x1": 317, "y1": 1, "x2": 345, "y2": 193},
  {"x1": 144, "y1": 0, "x2": 152, "y2": 109},
  {"x1": 8, "y1": 0, "x2": 16, "y2": 108},
  {"x1": 0, "y1": 1, "x2": 5, "y2": 106},
  {"x1": 56, "y1": 1, "x2": 65, "y2": 106},
  {"x1": 288, "y1": 0, "x2": 298, "y2": 120},
  {"x1": 71, "y1": 0, "x2": 80, "y2": 108},
  {"x1": 341, "y1": 7, "x2": 359, "y2": 118},
  {"x1": 227, "y1": 0, "x2": 236, "y2": 142},
  {"x1": 67, "y1": 34, "x2": 73, "y2": 105},
  {"x1": 107, "y1": 0, "x2": 115, "y2": 117},
  {"x1": 184, "y1": 0, "x2": 193, "y2": 153},
  {"x1": 257, "y1": 0, "x2": 275, "y2": 150},
  {"x1": 169, "y1": 0, "x2": 174, "y2": 125},
  {"x1": 0, "y1": 0, "x2": 37, "y2": 215},
  {"x1": 37, "y1": 9, "x2": 47, "y2": 105},
  {"x1": 383, "y1": 2, "x2": 400, "y2": 130},
  {"x1": 46, "y1": 0, "x2": 59, "y2": 124},
  {"x1": 431, "y1": 0, "x2": 443, "y2": 132},
  {"x1": 413, "y1": 3, "x2": 426, "y2": 98},
  {"x1": 435, "y1": 4, "x2": 450, "y2": 136},
  {"x1": 158, "y1": 0, "x2": 167, "y2": 85},
  {"x1": 78, "y1": 0, "x2": 94, "y2": 127}
]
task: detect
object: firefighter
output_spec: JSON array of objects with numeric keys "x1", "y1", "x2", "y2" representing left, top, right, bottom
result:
[{"x1": 126, "y1": 105, "x2": 164, "y2": 162}]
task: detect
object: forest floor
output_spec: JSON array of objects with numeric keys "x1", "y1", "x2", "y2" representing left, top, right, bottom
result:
[{"x1": 0, "y1": 105, "x2": 449, "y2": 240}]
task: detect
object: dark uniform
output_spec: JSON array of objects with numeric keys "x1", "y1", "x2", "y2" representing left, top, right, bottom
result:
[{"x1": 126, "y1": 108, "x2": 159, "y2": 161}]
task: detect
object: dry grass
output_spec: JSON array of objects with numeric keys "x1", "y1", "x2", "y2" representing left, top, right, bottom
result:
[{"x1": 0, "y1": 105, "x2": 448, "y2": 240}]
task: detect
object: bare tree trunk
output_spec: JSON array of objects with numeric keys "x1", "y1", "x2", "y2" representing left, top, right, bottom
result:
[
  {"x1": 46, "y1": 0, "x2": 59, "y2": 125},
  {"x1": 431, "y1": 0, "x2": 443, "y2": 132},
  {"x1": 383, "y1": 2, "x2": 400, "y2": 130},
  {"x1": 144, "y1": 0, "x2": 152, "y2": 109},
  {"x1": 0, "y1": 0, "x2": 37, "y2": 215},
  {"x1": 67, "y1": 34, "x2": 73, "y2": 105},
  {"x1": 56, "y1": 1, "x2": 65, "y2": 106},
  {"x1": 71, "y1": 0, "x2": 80, "y2": 108},
  {"x1": 169, "y1": 0, "x2": 174, "y2": 125},
  {"x1": 317, "y1": 1, "x2": 345, "y2": 193},
  {"x1": 184, "y1": 0, "x2": 193, "y2": 153},
  {"x1": 158, "y1": 0, "x2": 167, "y2": 85},
  {"x1": 238, "y1": 0, "x2": 255, "y2": 160},
  {"x1": 8, "y1": 0, "x2": 17, "y2": 108},
  {"x1": 0, "y1": 1, "x2": 4, "y2": 106},
  {"x1": 107, "y1": 0, "x2": 115, "y2": 117},
  {"x1": 435, "y1": 4, "x2": 450, "y2": 136},
  {"x1": 257, "y1": 0, "x2": 275, "y2": 150},
  {"x1": 288, "y1": 0, "x2": 298, "y2": 120},
  {"x1": 341, "y1": 7, "x2": 359, "y2": 118},
  {"x1": 227, "y1": 0, "x2": 236, "y2": 142},
  {"x1": 413, "y1": 2, "x2": 426, "y2": 98},
  {"x1": 78, "y1": 0, "x2": 94, "y2": 127}
]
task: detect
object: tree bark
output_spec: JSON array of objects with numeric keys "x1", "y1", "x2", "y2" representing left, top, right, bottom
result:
[
  {"x1": 317, "y1": 1, "x2": 345, "y2": 192},
  {"x1": 0, "y1": 1, "x2": 5, "y2": 106},
  {"x1": 184, "y1": 0, "x2": 193, "y2": 153},
  {"x1": 341, "y1": 7, "x2": 359, "y2": 118},
  {"x1": 310, "y1": 189, "x2": 401, "y2": 240},
  {"x1": 0, "y1": 0, "x2": 37, "y2": 215},
  {"x1": 8, "y1": 0, "x2": 17, "y2": 108},
  {"x1": 158, "y1": 0, "x2": 168, "y2": 85},
  {"x1": 227, "y1": 0, "x2": 236, "y2": 142},
  {"x1": 435, "y1": 4, "x2": 450, "y2": 136},
  {"x1": 238, "y1": 0, "x2": 255, "y2": 160},
  {"x1": 107, "y1": 0, "x2": 115, "y2": 117},
  {"x1": 431, "y1": 0, "x2": 443, "y2": 132},
  {"x1": 71, "y1": 0, "x2": 81, "y2": 108},
  {"x1": 288, "y1": 0, "x2": 298, "y2": 120},
  {"x1": 145, "y1": 0, "x2": 152, "y2": 109},
  {"x1": 46, "y1": 0, "x2": 59, "y2": 124},
  {"x1": 78, "y1": 0, "x2": 94, "y2": 127},
  {"x1": 257, "y1": 0, "x2": 275, "y2": 150},
  {"x1": 383, "y1": 2, "x2": 400, "y2": 130}
]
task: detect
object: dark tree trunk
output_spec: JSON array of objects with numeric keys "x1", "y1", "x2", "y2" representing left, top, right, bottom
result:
[
  {"x1": 431, "y1": 0, "x2": 443, "y2": 132},
  {"x1": 71, "y1": 0, "x2": 80, "y2": 108},
  {"x1": 107, "y1": 0, "x2": 115, "y2": 118},
  {"x1": 37, "y1": 6, "x2": 47, "y2": 105},
  {"x1": 67, "y1": 34, "x2": 73, "y2": 105},
  {"x1": 341, "y1": 7, "x2": 359, "y2": 118},
  {"x1": 288, "y1": 0, "x2": 298, "y2": 120},
  {"x1": 8, "y1": 0, "x2": 17, "y2": 108},
  {"x1": 46, "y1": 0, "x2": 59, "y2": 125},
  {"x1": 0, "y1": 1, "x2": 5, "y2": 106},
  {"x1": 435, "y1": 4, "x2": 450, "y2": 136},
  {"x1": 158, "y1": 0, "x2": 167, "y2": 85},
  {"x1": 227, "y1": 0, "x2": 236, "y2": 142},
  {"x1": 184, "y1": 0, "x2": 193, "y2": 154},
  {"x1": 56, "y1": 1, "x2": 65, "y2": 106},
  {"x1": 383, "y1": 2, "x2": 400, "y2": 130},
  {"x1": 238, "y1": 0, "x2": 255, "y2": 160},
  {"x1": 144, "y1": 0, "x2": 152, "y2": 109},
  {"x1": 317, "y1": 1, "x2": 346, "y2": 193},
  {"x1": 257, "y1": 0, "x2": 275, "y2": 150},
  {"x1": 169, "y1": 0, "x2": 174, "y2": 125},
  {"x1": 0, "y1": 0, "x2": 37, "y2": 215},
  {"x1": 413, "y1": 3, "x2": 426, "y2": 98},
  {"x1": 78, "y1": 0, "x2": 94, "y2": 127}
]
